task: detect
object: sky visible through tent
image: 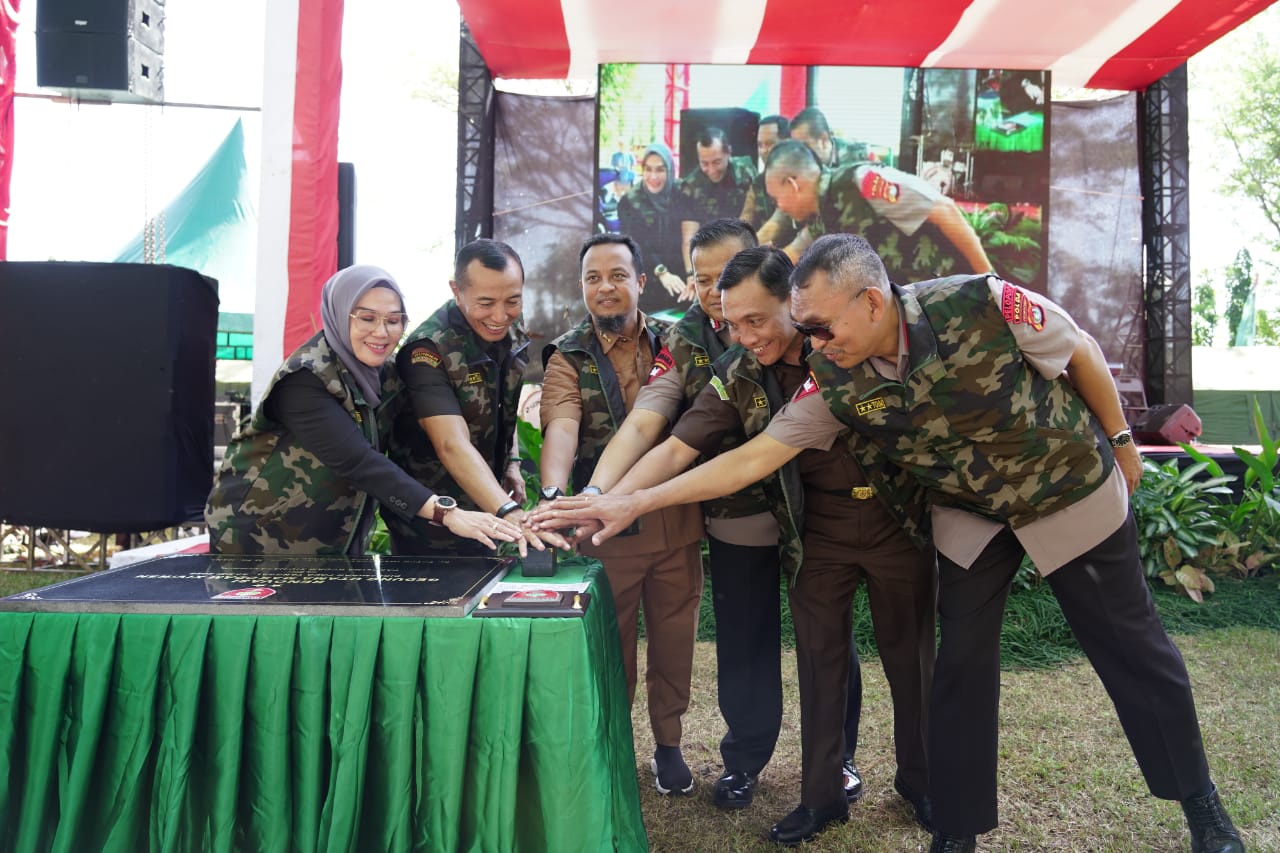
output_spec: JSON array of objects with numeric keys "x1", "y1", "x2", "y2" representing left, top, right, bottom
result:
[{"x1": 4, "y1": 0, "x2": 1277, "y2": 319}]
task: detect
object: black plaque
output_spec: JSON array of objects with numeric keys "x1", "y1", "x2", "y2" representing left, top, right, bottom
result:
[{"x1": 0, "y1": 554, "x2": 514, "y2": 617}]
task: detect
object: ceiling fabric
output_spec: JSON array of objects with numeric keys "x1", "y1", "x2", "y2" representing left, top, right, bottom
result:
[{"x1": 458, "y1": 0, "x2": 1276, "y2": 89}]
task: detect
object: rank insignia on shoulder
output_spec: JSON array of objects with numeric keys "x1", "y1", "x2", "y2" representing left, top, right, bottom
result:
[
  {"x1": 648, "y1": 347, "x2": 675, "y2": 382},
  {"x1": 794, "y1": 373, "x2": 821, "y2": 401},
  {"x1": 466, "y1": 371, "x2": 484, "y2": 384},
  {"x1": 693, "y1": 353, "x2": 711, "y2": 366},
  {"x1": 752, "y1": 394, "x2": 768, "y2": 409},
  {"x1": 856, "y1": 397, "x2": 886, "y2": 416},
  {"x1": 410, "y1": 348, "x2": 441, "y2": 367},
  {"x1": 709, "y1": 375, "x2": 730, "y2": 401},
  {"x1": 860, "y1": 169, "x2": 900, "y2": 204},
  {"x1": 999, "y1": 282, "x2": 1045, "y2": 331}
]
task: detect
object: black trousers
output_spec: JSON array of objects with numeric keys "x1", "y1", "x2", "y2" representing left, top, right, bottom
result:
[
  {"x1": 789, "y1": 493, "x2": 936, "y2": 808},
  {"x1": 929, "y1": 513, "x2": 1213, "y2": 836},
  {"x1": 707, "y1": 536, "x2": 861, "y2": 777}
]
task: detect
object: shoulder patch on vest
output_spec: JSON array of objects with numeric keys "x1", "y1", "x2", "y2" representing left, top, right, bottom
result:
[
  {"x1": 794, "y1": 372, "x2": 821, "y2": 401},
  {"x1": 999, "y1": 282, "x2": 1045, "y2": 331},
  {"x1": 648, "y1": 346, "x2": 675, "y2": 383},
  {"x1": 860, "y1": 169, "x2": 900, "y2": 204},
  {"x1": 709, "y1": 375, "x2": 730, "y2": 401},
  {"x1": 410, "y1": 347, "x2": 441, "y2": 367}
]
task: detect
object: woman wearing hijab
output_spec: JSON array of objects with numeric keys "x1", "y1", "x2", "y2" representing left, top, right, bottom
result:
[
  {"x1": 206, "y1": 265, "x2": 524, "y2": 556},
  {"x1": 617, "y1": 142, "x2": 687, "y2": 315}
]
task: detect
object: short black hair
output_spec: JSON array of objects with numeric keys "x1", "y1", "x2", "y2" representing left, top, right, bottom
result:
[
  {"x1": 454, "y1": 239, "x2": 524, "y2": 288},
  {"x1": 689, "y1": 218, "x2": 758, "y2": 256},
  {"x1": 759, "y1": 115, "x2": 790, "y2": 137},
  {"x1": 697, "y1": 126, "x2": 730, "y2": 151},
  {"x1": 718, "y1": 246, "x2": 793, "y2": 301},
  {"x1": 579, "y1": 232, "x2": 644, "y2": 277},
  {"x1": 765, "y1": 139, "x2": 822, "y2": 176},
  {"x1": 791, "y1": 107, "x2": 831, "y2": 137},
  {"x1": 791, "y1": 234, "x2": 888, "y2": 294}
]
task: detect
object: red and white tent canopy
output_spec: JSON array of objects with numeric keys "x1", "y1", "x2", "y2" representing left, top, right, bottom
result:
[{"x1": 458, "y1": 0, "x2": 1275, "y2": 89}]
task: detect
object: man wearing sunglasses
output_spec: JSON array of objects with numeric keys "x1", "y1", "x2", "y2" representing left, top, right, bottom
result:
[
  {"x1": 385, "y1": 239, "x2": 562, "y2": 555},
  {"x1": 537, "y1": 233, "x2": 1245, "y2": 853}
]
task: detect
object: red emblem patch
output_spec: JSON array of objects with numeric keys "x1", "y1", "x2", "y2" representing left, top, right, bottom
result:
[
  {"x1": 793, "y1": 372, "x2": 821, "y2": 401},
  {"x1": 212, "y1": 587, "x2": 277, "y2": 601},
  {"x1": 647, "y1": 346, "x2": 675, "y2": 383},
  {"x1": 999, "y1": 283, "x2": 1045, "y2": 332},
  {"x1": 860, "y1": 170, "x2": 901, "y2": 204}
]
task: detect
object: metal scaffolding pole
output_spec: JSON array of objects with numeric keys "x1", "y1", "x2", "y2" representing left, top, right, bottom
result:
[{"x1": 455, "y1": 22, "x2": 495, "y2": 252}]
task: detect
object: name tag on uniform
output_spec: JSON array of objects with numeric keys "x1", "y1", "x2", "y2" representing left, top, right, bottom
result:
[
  {"x1": 693, "y1": 353, "x2": 711, "y2": 366},
  {"x1": 466, "y1": 371, "x2": 484, "y2": 384},
  {"x1": 752, "y1": 394, "x2": 767, "y2": 409},
  {"x1": 856, "y1": 398, "x2": 886, "y2": 416},
  {"x1": 709, "y1": 375, "x2": 730, "y2": 401}
]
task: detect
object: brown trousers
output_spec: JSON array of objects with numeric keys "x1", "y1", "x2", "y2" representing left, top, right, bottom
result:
[
  {"x1": 790, "y1": 490, "x2": 937, "y2": 808},
  {"x1": 603, "y1": 541, "x2": 704, "y2": 747}
]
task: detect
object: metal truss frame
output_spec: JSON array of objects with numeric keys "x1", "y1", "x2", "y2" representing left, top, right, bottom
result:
[{"x1": 455, "y1": 22, "x2": 495, "y2": 251}]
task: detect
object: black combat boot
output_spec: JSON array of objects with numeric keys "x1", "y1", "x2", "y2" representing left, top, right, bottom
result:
[
  {"x1": 928, "y1": 832, "x2": 976, "y2": 853},
  {"x1": 1181, "y1": 785, "x2": 1245, "y2": 853}
]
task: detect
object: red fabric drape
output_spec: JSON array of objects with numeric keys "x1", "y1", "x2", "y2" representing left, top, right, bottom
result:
[
  {"x1": 0, "y1": 0, "x2": 21, "y2": 260},
  {"x1": 284, "y1": 0, "x2": 343, "y2": 355}
]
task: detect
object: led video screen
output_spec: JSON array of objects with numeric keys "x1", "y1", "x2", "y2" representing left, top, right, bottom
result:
[{"x1": 596, "y1": 64, "x2": 1049, "y2": 317}]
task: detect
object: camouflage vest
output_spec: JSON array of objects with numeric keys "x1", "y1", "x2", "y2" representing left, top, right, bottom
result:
[
  {"x1": 385, "y1": 300, "x2": 529, "y2": 510},
  {"x1": 677, "y1": 156, "x2": 756, "y2": 222},
  {"x1": 815, "y1": 165, "x2": 964, "y2": 283},
  {"x1": 543, "y1": 314, "x2": 669, "y2": 493},
  {"x1": 661, "y1": 305, "x2": 773, "y2": 520},
  {"x1": 816, "y1": 276, "x2": 1113, "y2": 529},
  {"x1": 708, "y1": 346, "x2": 807, "y2": 575},
  {"x1": 205, "y1": 332, "x2": 378, "y2": 555}
]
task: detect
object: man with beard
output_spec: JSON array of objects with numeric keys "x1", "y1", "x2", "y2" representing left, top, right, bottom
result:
[{"x1": 539, "y1": 233, "x2": 705, "y2": 796}]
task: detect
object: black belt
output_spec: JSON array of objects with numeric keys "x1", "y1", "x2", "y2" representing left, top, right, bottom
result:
[{"x1": 820, "y1": 486, "x2": 876, "y2": 500}]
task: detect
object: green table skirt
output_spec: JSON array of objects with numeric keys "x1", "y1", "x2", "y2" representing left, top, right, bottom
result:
[{"x1": 0, "y1": 567, "x2": 647, "y2": 853}]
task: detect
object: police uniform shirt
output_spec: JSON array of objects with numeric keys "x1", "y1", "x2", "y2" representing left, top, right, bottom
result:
[
  {"x1": 766, "y1": 279, "x2": 1129, "y2": 574},
  {"x1": 838, "y1": 164, "x2": 939, "y2": 238}
]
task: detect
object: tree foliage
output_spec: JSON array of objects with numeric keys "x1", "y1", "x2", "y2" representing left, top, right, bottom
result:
[
  {"x1": 1192, "y1": 279, "x2": 1218, "y2": 346},
  {"x1": 1224, "y1": 248, "x2": 1254, "y2": 346}
]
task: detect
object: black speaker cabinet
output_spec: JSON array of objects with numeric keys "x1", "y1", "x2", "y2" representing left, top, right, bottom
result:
[
  {"x1": 677, "y1": 108, "x2": 760, "y2": 179},
  {"x1": 0, "y1": 262, "x2": 218, "y2": 532},
  {"x1": 36, "y1": 0, "x2": 164, "y2": 103}
]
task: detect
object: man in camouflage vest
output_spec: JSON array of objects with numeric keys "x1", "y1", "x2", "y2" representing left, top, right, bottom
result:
[
  {"x1": 385, "y1": 239, "x2": 556, "y2": 555},
  {"x1": 790, "y1": 107, "x2": 867, "y2": 170},
  {"x1": 759, "y1": 140, "x2": 992, "y2": 286},
  {"x1": 740, "y1": 115, "x2": 790, "y2": 230},
  {"x1": 772, "y1": 234, "x2": 1241, "y2": 853},
  {"x1": 676, "y1": 126, "x2": 757, "y2": 285},
  {"x1": 567, "y1": 220, "x2": 866, "y2": 815},
  {"x1": 539, "y1": 233, "x2": 705, "y2": 797}
]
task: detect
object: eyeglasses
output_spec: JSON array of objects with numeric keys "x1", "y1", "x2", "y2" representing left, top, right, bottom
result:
[
  {"x1": 791, "y1": 289, "x2": 867, "y2": 341},
  {"x1": 350, "y1": 310, "x2": 408, "y2": 333}
]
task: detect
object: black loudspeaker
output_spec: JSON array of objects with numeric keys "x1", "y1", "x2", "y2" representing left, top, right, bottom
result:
[
  {"x1": 0, "y1": 262, "x2": 218, "y2": 532},
  {"x1": 338, "y1": 162, "x2": 356, "y2": 269},
  {"x1": 36, "y1": 0, "x2": 164, "y2": 103},
  {"x1": 1133, "y1": 403, "x2": 1203, "y2": 445},
  {"x1": 678, "y1": 108, "x2": 760, "y2": 179}
]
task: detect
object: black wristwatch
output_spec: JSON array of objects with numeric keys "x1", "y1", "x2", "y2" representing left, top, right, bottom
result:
[
  {"x1": 579, "y1": 485, "x2": 603, "y2": 496},
  {"x1": 1108, "y1": 429, "x2": 1134, "y2": 448},
  {"x1": 540, "y1": 486, "x2": 564, "y2": 501},
  {"x1": 429, "y1": 495, "x2": 457, "y2": 526},
  {"x1": 495, "y1": 500, "x2": 522, "y2": 519}
]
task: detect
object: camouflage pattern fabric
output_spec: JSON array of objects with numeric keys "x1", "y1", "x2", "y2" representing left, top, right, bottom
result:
[
  {"x1": 813, "y1": 165, "x2": 964, "y2": 284},
  {"x1": 617, "y1": 185, "x2": 681, "y2": 275},
  {"x1": 384, "y1": 301, "x2": 529, "y2": 523},
  {"x1": 659, "y1": 304, "x2": 773, "y2": 521},
  {"x1": 543, "y1": 314, "x2": 669, "y2": 493},
  {"x1": 676, "y1": 156, "x2": 756, "y2": 225},
  {"x1": 814, "y1": 275, "x2": 1112, "y2": 529},
  {"x1": 206, "y1": 332, "x2": 378, "y2": 555},
  {"x1": 742, "y1": 171, "x2": 778, "y2": 228},
  {"x1": 709, "y1": 344, "x2": 807, "y2": 575},
  {"x1": 828, "y1": 137, "x2": 868, "y2": 168}
]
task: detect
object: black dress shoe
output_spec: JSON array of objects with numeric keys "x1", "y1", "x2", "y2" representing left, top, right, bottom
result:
[
  {"x1": 768, "y1": 802, "x2": 849, "y2": 847},
  {"x1": 893, "y1": 772, "x2": 934, "y2": 833},
  {"x1": 1182, "y1": 785, "x2": 1245, "y2": 853},
  {"x1": 929, "y1": 832, "x2": 977, "y2": 853},
  {"x1": 712, "y1": 770, "x2": 758, "y2": 810},
  {"x1": 842, "y1": 758, "x2": 864, "y2": 803}
]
